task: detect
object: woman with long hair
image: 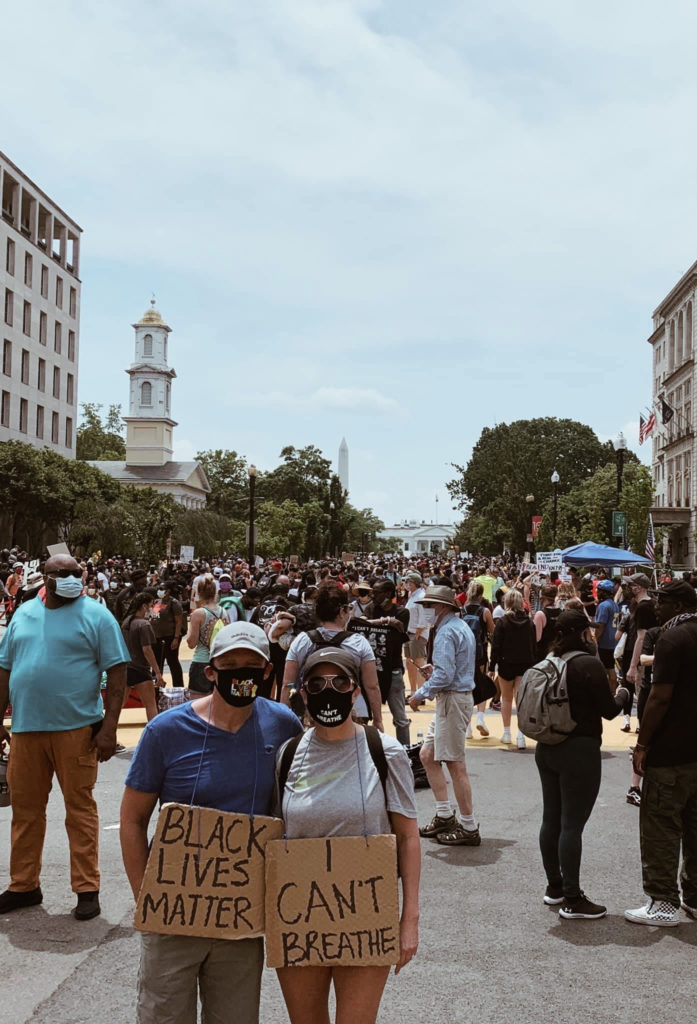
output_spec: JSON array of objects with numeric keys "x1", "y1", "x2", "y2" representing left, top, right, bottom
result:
[
  {"x1": 121, "y1": 589, "x2": 162, "y2": 721},
  {"x1": 534, "y1": 610, "x2": 628, "y2": 919},
  {"x1": 490, "y1": 589, "x2": 536, "y2": 748},
  {"x1": 185, "y1": 575, "x2": 229, "y2": 694}
]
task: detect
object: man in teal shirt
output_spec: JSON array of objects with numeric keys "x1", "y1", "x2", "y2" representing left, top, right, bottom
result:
[{"x1": 0, "y1": 553, "x2": 129, "y2": 920}]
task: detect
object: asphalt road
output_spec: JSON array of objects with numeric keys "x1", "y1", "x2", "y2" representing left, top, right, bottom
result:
[{"x1": 2, "y1": 710, "x2": 696, "y2": 1024}]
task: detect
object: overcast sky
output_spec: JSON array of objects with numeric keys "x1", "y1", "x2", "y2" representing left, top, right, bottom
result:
[{"x1": 4, "y1": 1, "x2": 696, "y2": 526}]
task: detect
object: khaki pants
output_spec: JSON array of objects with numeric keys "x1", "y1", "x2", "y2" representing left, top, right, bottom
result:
[
  {"x1": 137, "y1": 933, "x2": 263, "y2": 1024},
  {"x1": 7, "y1": 726, "x2": 100, "y2": 892}
]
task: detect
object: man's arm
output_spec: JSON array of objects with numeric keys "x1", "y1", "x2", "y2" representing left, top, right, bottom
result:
[
  {"x1": 361, "y1": 661, "x2": 384, "y2": 731},
  {"x1": 93, "y1": 662, "x2": 127, "y2": 762},
  {"x1": 0, "y1": 668, "x2": 10, "y2": 744},
  {"x1": 280, "y1": 659, "x2": 299, "y2": 706},
  {"x1": 633, "y1": 682, "x2": 674, "y2": 777},
  {"x1": 120, "y1": 787, "x2": 159, "y2": 899},
  {"x1": 533, "y1": 610, "x2": 545, "y2": 643},
  {"x1": 626, "y1": 628, "x2": 647, "y2": 684}
]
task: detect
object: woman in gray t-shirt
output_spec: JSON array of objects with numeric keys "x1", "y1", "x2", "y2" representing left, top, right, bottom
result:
[{"x1": 275, "y1": 647, "x2": 420, "y2": 1024}]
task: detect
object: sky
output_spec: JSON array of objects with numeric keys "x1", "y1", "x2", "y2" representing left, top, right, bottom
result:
[{"x1": 4, "y1": 0, "x2": 697, "y2": 528}]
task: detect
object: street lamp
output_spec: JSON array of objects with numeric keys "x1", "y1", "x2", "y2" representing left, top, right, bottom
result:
[
  {"x1": 614, "y1": 431, "x2": 627, "y2": 504},
  {"x1": 329, "y1": 501, "x2": 336, "y2": 558},
  {"x1": 247, "y1": 464, "x2": 257, "y2": 566},
  {"x1": 551, "y1": 471, "x2": 560, "y2": 546},
  {"x1": 526, "y1": 494, "x2": 535, "y2": 555}
]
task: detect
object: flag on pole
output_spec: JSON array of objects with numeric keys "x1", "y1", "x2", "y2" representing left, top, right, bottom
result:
[
  {"x1": 639, "y1": 410, "x2": 656, "y2": 443},
  {"x1": 645, "y1": 516, "x2": 655, "y2": 562},
  {"x1": 661, "y1": 399, "x2": 675, "y2": 425}
]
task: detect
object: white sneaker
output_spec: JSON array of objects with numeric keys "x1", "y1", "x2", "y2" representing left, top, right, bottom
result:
[
  {"x1": 621, "y1": 715, "x2": 631, "y2": 733},
  {"x1": 476, "y1": 714, "x2": 489, "y2": 737},
  {"x1": 501, "y1": 728, "x2": 511, "y2": 744},
  {"x1": 516, "y1": 732, "x2": 526, "y2": 750},
  {"x1": 624, "y1": 899, "x2": 680, "y2": 927}
]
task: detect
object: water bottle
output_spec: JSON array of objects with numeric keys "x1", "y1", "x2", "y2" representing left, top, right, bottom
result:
[{"x1": 0, "y1": 746, "x2": 10, "y2": 808}]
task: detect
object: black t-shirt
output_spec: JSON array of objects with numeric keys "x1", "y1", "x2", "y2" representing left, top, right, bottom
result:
[
  {"x1": 622, "y1": 598, "x2": 658, "y2": 674},
  {"x1": 565, "y1": 652, "x2": 623, "y2": 740},
  {"x1": 648, "y1": 617, "x2": 697, "y2": 767},
  {"x1": 122, "y1": 617, "x2": 157, "y2": 670},
  {"x1": 151, "y1": 598, "x2": 184, "y2": 639}
]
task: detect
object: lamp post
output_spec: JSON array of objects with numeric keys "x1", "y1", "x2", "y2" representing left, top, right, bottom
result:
[
  {"x1": 614, "y1": 431, "x2": 628, "y2": 548},
  {"x1": 526, "y1": 493, "x2": 535, "y2": 556},
  {"x1": 551, "y1": 471, "x2": 560, "y2": 546},
  {"x1": 247, "y1": 464, "x2": 257, "y2": 566},
  {"x1": 329, "y1": 501, "x2": 336, "y2": 558}
]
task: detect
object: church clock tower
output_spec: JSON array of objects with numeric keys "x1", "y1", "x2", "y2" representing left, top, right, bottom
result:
[{"x1": 124, "y1": 300, "x2": 177, "y2": 466}]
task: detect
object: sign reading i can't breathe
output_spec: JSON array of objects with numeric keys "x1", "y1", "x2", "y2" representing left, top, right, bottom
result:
[
  {"x1": 264, "y1": 834, "x2": 401, "y2": 968},
  {"x1": 133, "y1": 804, "x2": 283, "y2": 940}
]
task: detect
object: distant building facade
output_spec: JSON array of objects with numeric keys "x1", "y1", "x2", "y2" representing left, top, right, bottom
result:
[
  {"x1": 0, "y1": 151, "x2": 81, "y2": 458},
  {"x1": 88, "y1": 302, "x2": 209, "y2": 509},
  {"x1": 377, "y1": 520, "x2": 454, "y2": 554},
  {"x1": 648, "y1": 260, "x2": 696, "y2": 567}
]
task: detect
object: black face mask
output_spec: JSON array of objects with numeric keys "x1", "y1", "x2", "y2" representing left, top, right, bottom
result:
[
  {"x1": 305, "y1": 688, "x2": 354, "y2": 728},
  {"x1": 214, "y1": 667, "x2": 267, "y2": 707}
]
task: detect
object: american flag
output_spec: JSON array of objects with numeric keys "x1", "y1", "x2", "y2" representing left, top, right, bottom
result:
[
  {"x1": 639, "y1": 410, "x2": 656, "y2": 444},
  {"x1": 645, "y1": 516, "x2": 655, "y2": 562}
]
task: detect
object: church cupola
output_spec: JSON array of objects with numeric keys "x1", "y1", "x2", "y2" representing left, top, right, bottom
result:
[{"x1": 124, "y1": 300, "x2": 178, "y2": 466}]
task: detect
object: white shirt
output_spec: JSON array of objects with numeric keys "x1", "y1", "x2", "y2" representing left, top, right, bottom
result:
[{"x1": 406, "y1": 587, "x2": 430, "y2": 637}]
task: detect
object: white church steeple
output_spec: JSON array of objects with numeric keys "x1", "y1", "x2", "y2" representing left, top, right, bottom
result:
[{"x1": 124, "y1": 300, "x2": 178, "y2": 466}]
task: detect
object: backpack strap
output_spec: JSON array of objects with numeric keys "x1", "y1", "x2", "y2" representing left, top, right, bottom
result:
[
  {"x1": 307, "y1": 629, "x2": 350, "y2": 647},
  {"x1": 276, "y1": 726, "x2": 389, "y2": 806}
]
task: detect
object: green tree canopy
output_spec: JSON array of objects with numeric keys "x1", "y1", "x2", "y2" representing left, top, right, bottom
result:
[
  {"x1": 76, "y1": 403, "x2": 126, "y2": 461},
  {"x1": 195, "y1": 449, "x2": 248, "y2": 517}
]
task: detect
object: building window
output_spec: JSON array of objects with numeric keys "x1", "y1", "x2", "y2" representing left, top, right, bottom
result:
[
  {"x1": 67, "y1": 373, "x2": 74, "y2": 405},
  {"x1": 143, "y1": 333, "x2": 153, "y2": 357},
  {"x1": 2, "y1": 339, "x2": 11, "y2": 376},
  {"x1": 65, "y1": 416, "x2": 73, "y2": 448},
  {"x1": 68, "y1": 330, "x2": 75, "y2": 361},
  {"x1": 165, "y1": 382, "x2": 170, "y2": 413},
  {"x1": 37, "y1": 357, "x2": 45, "y2": 392},
  {"x1": 4, "y1": 289, "x2": 13, "y2": 326},
  {"x1": 24, "y1": 252, "x2": 32, "y2": 287},
  {"x1": 55, "y1": 276, "x2": 63, "y2": 309},
  {"x1": 69, "y1": 287, "x2": 76, "y2": 318},
  {"x1": 54, "y1": 321, "x2": 62, "y2": 354},
  {"x1": 39, "y1": 311, "x2": 47, "y2": 346},
  {"x1": 35, "y1": 404, "x2": 44, "y2": 439},
  {"x1": 51, "y1": 411, "x2": 59, "y2": 444},
  {"x1": 23, "y1": 300, "x2": 31, "y2": 336},
  {"x1": 20, "y1": 349, "x2": 29, "y2": 385},
  {"x1": 5, "y1": 239, "x2": 14, "y2": 275},
  {"x1": 1, "y1": 391, "x2": 10, "y2": 427},
  {"x1": 53, "y1": 366, "x2": 60, "y2": 399},
  {"x1": 40, "y1": 264, "x2": 48, "y2": 298},
  {"x1": 19, "y1": 398, "x2": 28, "y2": 434},
  {"x1": 141, "y1": 381, "x2": 152, "y2": 406}
]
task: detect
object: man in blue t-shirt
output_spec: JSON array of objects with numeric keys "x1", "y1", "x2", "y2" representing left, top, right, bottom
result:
[
  {"x1": 592, "y1": 580, "x2": 620, "y2": 690},
  {"x1": 0, "y1": 553, "x2": 129, "y2": 921},
  {"x1": 121, "y1": 621, "x2": 301, "y2": 1024}
]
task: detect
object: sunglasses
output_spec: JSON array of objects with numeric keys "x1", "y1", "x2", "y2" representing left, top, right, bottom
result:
[
  {"x1": 47, "y1": 569, "x2": 83, "y2": 579},
  {"x1": 305, "y1": 674, "x2": 355, "y2": 695}
]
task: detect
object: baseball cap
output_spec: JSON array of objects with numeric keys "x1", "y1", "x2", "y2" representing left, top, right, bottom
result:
[
  {"x1": 303, "y1": 647, "x2": 359, "y2": 684},
  {"x1": 658, "y1": 579, "x2": 697, "y2": 608},
  {"x1": 622, "y1": 573, "x2": 652, "y2": 589},
  {"x1": 556, "y1": 609, "x2": 591, "y2": 634},
  {"x1": 405, "y1": 572, "x2": 423, "y2": 585},
  {"x1": 209, "y1": 622, "x2": 270, "y2": 662},
  {"x1": 596, "y1": 580, "x2": 615, "y2": 592}
]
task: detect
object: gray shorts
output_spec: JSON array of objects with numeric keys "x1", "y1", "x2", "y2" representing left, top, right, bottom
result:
[
  {"x1": 422, "y1": 691, "x2": 474, "y2": 763},
  {"x1": 137, "y1": 932, "x2": 263, "y2": 1024},
  {"x1": 406, "y1": 636, "x2": 427, "y2": 660}
]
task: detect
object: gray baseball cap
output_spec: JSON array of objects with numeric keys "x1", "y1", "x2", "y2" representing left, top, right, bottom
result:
[{"x1": 209, "y1": 621, "x2": 270, "y2": 662}]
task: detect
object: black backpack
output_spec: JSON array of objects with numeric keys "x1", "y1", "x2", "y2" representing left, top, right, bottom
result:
[{"x1": 277, "y1": 724, "x2": 388, "y2": 801}]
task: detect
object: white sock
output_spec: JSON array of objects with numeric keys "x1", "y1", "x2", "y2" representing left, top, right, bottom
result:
[
  {"x1": 436, "y1": 801, "x2": 452, "y2": 818},
  {"x1": 477, "y1": 711, "x2": 485, "y2": 724},
  {"x1": 459, "y1": 813, "x2": 476, "y2": 829}
]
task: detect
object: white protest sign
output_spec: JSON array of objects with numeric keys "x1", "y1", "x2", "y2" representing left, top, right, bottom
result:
[
  {"x1": 179, "y1": 545, "x2": 195, "y2": 562},
  {"x1": 133, "y1": 804, "x2": 283, "y2": 940},
  {"x1": 265, "y1": 834, "x2": 400, "y2": 968},
  {"x1": 536, "y1": 551, "x2": 564, "y2": 573},
  {"x1": 47, "y1": 543, "x2": 71, "y2": 556}
]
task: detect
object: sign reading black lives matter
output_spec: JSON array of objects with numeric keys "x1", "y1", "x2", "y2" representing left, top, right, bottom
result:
[
  {"x1": 134, "y1": 804, "x2": 283, "y2": 940},
  {"x1": 347, "y1": 620, "x2": 391, "y2": 699},
  {"x1": 265, "y1": 834, "x2": 401, "y2": 968}
]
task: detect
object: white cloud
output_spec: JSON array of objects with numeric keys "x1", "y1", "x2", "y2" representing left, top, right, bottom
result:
[{"x1": 234, "y1": 386, "x2": 397, "y2": 413}]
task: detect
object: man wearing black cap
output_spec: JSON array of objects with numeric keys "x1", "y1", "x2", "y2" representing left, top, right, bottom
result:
[
  {"x1": 625, "y1": 580, "x2": 697, "y2": 927},
  {"x1": 619, "y1": 573, "x2": 658, "y2": 732}
]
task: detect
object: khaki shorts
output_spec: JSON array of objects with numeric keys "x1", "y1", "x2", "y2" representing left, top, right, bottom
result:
[
  {"x1": 422, "y1": 691, "x2": 474, "y2": 763},
  {"x1": 406, "y1": 636, "x2": 427, "y2": 660}
]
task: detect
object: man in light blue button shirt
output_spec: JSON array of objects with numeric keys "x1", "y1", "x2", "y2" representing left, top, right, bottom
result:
[{"x1": 409, "y1": 586, "x2": 480, "y2": 847}]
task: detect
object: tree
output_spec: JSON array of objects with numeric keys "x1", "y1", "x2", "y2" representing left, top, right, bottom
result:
[
  {"x1": 255, "y1": 500, "x2": 307, "y2": 558},
  {"x1": 447, "y1": 418, "x2": 619, "y2": 554},
  {"x1": 262, "y1": 445, "x2": 332, "y2": 505},
  {"x1": 76, "y1": 403, "x2": 126, "y2": 461},
  {"x1": 195, "y1": 449, "x2": 248, "y2": 517},
  {"x1": 342, "y1": 508, "x2": 385, "y2": 552}
]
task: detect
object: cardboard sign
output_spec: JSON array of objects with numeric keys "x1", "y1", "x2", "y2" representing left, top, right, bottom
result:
[
  {"x1": 289, "y1": 555, "x2": 299, "y2": 567},
  {"x1": 347, "y1": 619, "x2": 391, "y2": 699},
  {"x1": 133, "y1": 804, "x2": 283, "y2": 940},
  {"x1": 341, "y1": 552, "x2": 356, "y2": 564},
  {"x1": 265, "y1": 834, "x2": 400, "y2": 968},
  {"x1": 179, "y1": 545, "x2": 195, "y2": 563},
  {"x1": 47, "y1": 543, "x2": 71, "y2": 556},
  {"x1": 536, "y1": 551, "x2": 563, "y2": 573}
]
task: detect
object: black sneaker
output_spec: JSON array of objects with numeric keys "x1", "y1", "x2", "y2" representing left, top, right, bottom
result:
[
  {"x1": 559, "y1": 893, "x2": 607, "y2": 919},
  {"x1": 419, "y1": 813, "x2": 457, "y2": 838},
  {"x1": 544, "y1": 885, "x2": 564, "y2": 905},
  {"x1": 0, "y1": 887, "x2": 42, "y2": 913},
  {"x1": 74, "y1": 891, "x2": 100, "y2": 921}
]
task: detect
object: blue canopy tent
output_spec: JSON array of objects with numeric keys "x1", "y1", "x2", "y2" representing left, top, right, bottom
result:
[{"x1": 560, "y1": 542, "x2": 653, "y2": 568}]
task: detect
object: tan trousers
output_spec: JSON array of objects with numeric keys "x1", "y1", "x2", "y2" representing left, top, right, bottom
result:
[{"x1": 6, "y1": 726, "x2": 100, "y2": 892}]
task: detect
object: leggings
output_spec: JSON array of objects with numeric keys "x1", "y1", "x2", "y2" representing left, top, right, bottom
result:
[{"x1": 535, "y1": 736, "x2": 602, "y2": 898}]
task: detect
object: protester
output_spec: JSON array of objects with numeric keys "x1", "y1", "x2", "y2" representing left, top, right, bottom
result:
[
  {"x1": 404, "y1": 572, "x2": 430, "y2": 699},
  {"x1": 121, "y1": 590, "x2": 163, "y2": 721},
  {"x1": 275, "y1": 647, "x2": 419, "y2": 1024},
  {"x1": 185, "y1": 576, "x2": 229, "y2": 693},
  {"x1": 121, "y1": 622, "x2": 302, "y2": 1023},
  {"x1": 151, "y1": 581, "x2": 186, "y2": 688},
  {"x1": 490, "y1": 589, "x2": 537, "y2": 748},
  {"x1": 0, "y1": 554, "x2": 129, "y2": 919},
  {"x1": 367, "y1": 578, "x2": 411, "y2": 745}
]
